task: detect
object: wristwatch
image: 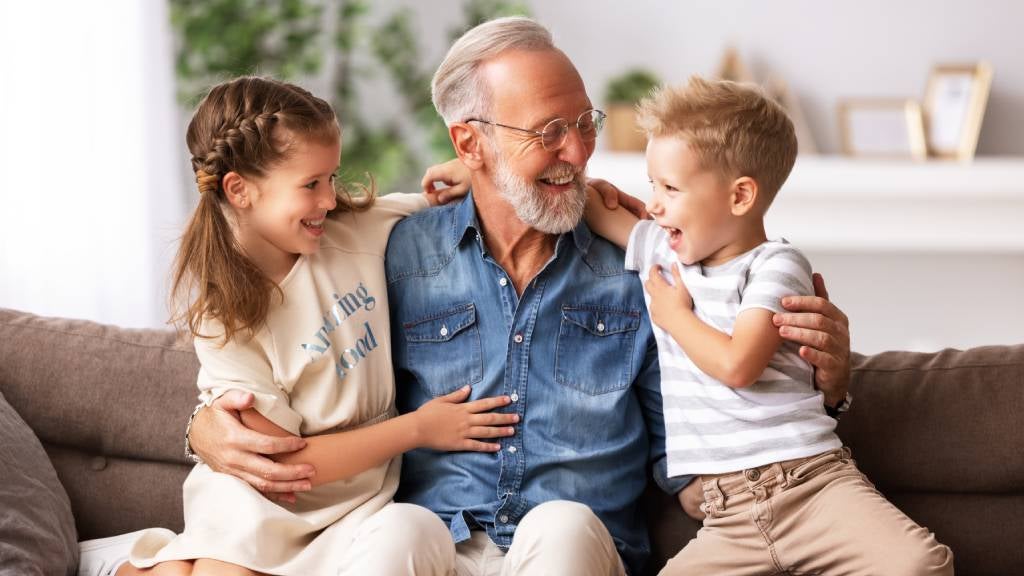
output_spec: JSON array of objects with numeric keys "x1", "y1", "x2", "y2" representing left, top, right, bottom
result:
[{"x1": 824, "y1": 392, "x2": 852, "y2": 419}]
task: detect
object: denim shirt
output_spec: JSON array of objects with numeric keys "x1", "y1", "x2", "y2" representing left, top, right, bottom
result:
[{"x1": 385, "y1": 193, "x2": 691, "y2": 575}]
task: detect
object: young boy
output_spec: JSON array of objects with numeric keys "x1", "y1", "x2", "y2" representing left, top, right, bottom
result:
[{"x1": 585, "y1": 76, "x2": 953, "y2": 575}]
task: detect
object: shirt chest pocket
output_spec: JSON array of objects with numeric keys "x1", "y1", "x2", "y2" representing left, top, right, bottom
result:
[
  {"x1": 402, "y1": 303, "x2": 483, "y2": 396},
  {"x1": 555, "y1": 306, "x2": 640, "y2": 395}
]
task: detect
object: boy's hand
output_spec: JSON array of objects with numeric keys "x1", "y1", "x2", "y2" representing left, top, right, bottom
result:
[
  {"x1": 772, "y1": 273, "x2": 851, "y2": 406},
  {"x1": 586, "y1": 177, "x2": 649, "y2": 220},
  {"x1": 645, "y1": 263, "x2": 691, "y2": 330},
  {"x1": 678, "y1": 477, "x2": 706, "y2": 521},
  {"x1": 413, "y1": 386, "x2": 519, "y2": 452},
  {"x1": 422, "y1": 158, "x2": 472, "y2": 205}
]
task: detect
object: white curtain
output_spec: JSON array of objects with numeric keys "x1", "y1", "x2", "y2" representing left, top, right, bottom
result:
[{"x1": 0, "y1": 0, "x2": 185, "y2": 328}]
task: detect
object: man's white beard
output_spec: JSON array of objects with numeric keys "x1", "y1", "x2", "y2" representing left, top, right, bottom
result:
[{"x1": 494, "y1": 152, "x2": 586, "y2": 235}]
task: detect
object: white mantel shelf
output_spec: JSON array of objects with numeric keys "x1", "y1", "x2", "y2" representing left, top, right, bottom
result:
[{"x1": 588, "y1": 153, "x2": 1024, "y2": 253}]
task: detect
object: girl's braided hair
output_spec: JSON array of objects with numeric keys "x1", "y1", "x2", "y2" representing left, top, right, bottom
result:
[{"x1": 170, "y1": 76, "x2": 372, "y2": 342}]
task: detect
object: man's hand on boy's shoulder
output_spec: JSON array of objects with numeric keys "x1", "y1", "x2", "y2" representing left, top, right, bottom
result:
[{"x1": 771, "y1": 273, "x2": 851, "y2": 405}]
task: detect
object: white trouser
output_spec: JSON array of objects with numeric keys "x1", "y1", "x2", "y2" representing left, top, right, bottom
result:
[
  {"x1": 454, "y1": 500, "x2": 625, "y2": 576},
  {"x1": 337, "y1": 502, "x2": 456, "y2": 576}
]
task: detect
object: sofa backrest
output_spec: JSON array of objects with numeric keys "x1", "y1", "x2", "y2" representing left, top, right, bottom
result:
[
  {"x1": 1, "y1": 308, "x2": 1022, "y2": 575},
  {"x1": 0, "y1": 309, "x2": 196, "y2": 540}
]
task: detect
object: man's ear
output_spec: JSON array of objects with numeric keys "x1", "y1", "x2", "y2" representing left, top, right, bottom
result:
[
  {"x1": 222, "y1": 172, "x2": 250, "y2": 209},
  {"x1": 450, "y1": 123, "x2": 485, "y2": 170},
  {"x1": 730, "y1": 176, "x2": 759, "y2": 216}
]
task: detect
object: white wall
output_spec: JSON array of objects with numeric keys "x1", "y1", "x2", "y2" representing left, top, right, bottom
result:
[
  {"x1": 378, "y1": 0, "x2": 1024, "y2": 353},
  {"x1": 1, "y1": 0, "x2": 1020, "y2": 352},
  {"x1": 0, "y1": 1, "x2": 185, "y2": 328}
]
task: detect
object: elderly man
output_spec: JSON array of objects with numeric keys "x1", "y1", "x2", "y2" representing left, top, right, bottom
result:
[{"x1": 187, "y1": 17, "x2": 851, "y2": 576}]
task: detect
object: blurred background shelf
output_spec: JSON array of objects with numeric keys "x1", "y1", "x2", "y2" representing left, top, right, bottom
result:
[{"x1": 589, "y1": 153, "x2": 1024, "y2": 253}]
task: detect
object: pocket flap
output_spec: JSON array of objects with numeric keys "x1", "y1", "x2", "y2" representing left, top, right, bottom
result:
[
  {"x1": 561, "y1": 307, "x2": 640, "y2": 337},
  {"x1": 403, "y1": 304, "x2": 477, "y2": 343}
]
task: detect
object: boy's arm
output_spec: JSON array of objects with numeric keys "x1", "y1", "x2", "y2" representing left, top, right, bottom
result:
[
  {"x1": 583, "y1": 184, "x2": 641, "y2": 249},
  {"x1": 646, "y1": 264, "x2": 782, "y2": 388}
]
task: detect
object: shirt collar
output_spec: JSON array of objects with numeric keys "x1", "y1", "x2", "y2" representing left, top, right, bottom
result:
[{"x1": 449, "y1": 190, "x2": 595, "y2": 257}]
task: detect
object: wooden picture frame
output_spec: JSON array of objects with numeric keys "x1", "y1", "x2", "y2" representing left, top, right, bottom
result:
[
  {"x1": 838, "y1": 99, "x2": 927, "y2": 160},
  {"x1": 923, "y1": 62, "x2": 993, "y2": 160}
]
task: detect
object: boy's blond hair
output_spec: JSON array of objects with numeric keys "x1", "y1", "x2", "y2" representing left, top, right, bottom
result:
[{"x1": 637, "y1": 75, "x2": 797, "y2": 204}]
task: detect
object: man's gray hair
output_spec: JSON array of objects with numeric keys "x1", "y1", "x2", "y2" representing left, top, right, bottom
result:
[{"x1": 431, "y1": 16, "x2": 555, "y2": 125}]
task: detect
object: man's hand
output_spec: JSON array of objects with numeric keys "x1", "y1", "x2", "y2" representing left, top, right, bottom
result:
[
  {"x1": 190, "y1": 389, "x2": 315, "y2": 502},
  {"x1": 772, "y1": 273, "x2": 851, "y2": 406},
  {"x1": 677, "y1": 477, "x2": 705, "y2": 521},
  {"x1": 422, "y1": 158, "x2": 471, "y2": 205},
  {"x1": 586, "y1": 177, "x2": 649, "y2": 220}
]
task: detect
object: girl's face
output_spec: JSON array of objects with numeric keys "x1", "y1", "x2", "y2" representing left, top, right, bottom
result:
[{"x1": 235, "y1": 138, "x2": 340, "y2": 282}]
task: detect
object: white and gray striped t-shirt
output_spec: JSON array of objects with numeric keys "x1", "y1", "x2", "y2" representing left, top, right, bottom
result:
[{"x1": 626, "y1": 221, "x2": 841, "y2": 476}]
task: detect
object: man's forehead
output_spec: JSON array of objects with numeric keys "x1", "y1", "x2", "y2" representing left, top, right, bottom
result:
[{"x1": 483, "y1": 49, "x2": 591, "y2": 121}]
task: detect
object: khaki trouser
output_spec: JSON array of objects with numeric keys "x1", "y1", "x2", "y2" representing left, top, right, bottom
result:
[
  {"x1": 454, "y1": 500, "x2": 625, "y2": 576},
  {"x1": 337, "y1": 503, "x2": 455, "y2": 576},
  {"x1": 660, "y1": 448, "x2": 954, "y2": 576}
]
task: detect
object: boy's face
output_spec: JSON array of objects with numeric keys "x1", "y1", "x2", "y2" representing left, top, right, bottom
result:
[{"x1": 645, "y1": 136, "x2": 739, "y2": 266}]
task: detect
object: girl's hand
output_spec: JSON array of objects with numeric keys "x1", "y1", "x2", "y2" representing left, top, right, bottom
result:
[
  {"x1": 414, "y1": 385, "x2": 518, "y2": 452},
  {"x1": 422, "y1": 158, "x2": 472, "y2": 206},
  {"x1": 645, "y1": 263, "x2": 692, "y2": 330}
]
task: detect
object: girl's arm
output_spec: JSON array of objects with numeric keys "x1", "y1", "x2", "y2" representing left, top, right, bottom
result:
[
  {"x1": 242, "y1": 386, "x2": 517, "y2": 487},
  {"x1": 645, "y1": 264, "x2": 781, "y2": 388}
]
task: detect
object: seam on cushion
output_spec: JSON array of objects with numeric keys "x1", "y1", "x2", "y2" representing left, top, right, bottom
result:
[
  {"x1": 854, "y1": 361, "x2": 1024, "y2": 374},
  {"x1": 0, "y1": 320, "x2": 193, "y2": 355}
]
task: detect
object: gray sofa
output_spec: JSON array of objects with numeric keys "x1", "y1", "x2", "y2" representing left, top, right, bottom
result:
[{"x1": 1, "y1": 307, "x2": 1022, "y2": 575}]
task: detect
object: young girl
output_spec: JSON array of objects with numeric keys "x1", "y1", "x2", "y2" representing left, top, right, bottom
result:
[{"x1": 120, "y1": 77, "x2": 517, "y2": 576}]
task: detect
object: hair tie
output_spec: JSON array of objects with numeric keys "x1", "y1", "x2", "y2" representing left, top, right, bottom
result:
[{"x1": 195, "y1": 170, "x2": 219, "y2": 195}]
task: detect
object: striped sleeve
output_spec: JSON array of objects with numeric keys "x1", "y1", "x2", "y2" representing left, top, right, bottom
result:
[
  {"x1": 624, "y1": 220, "x2": 658, "y2": 272},
  {"x1": 737, "y1": 244, "x2": 814, "y2": 315}
]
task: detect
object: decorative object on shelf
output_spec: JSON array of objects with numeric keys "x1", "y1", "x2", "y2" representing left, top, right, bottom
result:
[
  {"x1": 603, "y1": 69, "x2": 661, "y2": 151},
  {"x1": 715, "y1": 46, "x2": 755, "y2": 84},
  {"x1": 837, "y1": 99, "x2": 927, "y2": 160},
  {"x1": 923, "y1": 61, "x2": 993, "y2": 161},
  {"x1": 766, "y1": 76, "x2": 819, "y2": 155},
  {"x1": 716, "y1": 47, "x2": 817, "y2": 155}
]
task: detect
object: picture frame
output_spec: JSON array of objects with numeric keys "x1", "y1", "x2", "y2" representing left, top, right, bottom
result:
[
  {"x1": 923, "y1": 62, "x2": 993, "y2": 160},
  {"x1": 837, "y1": 99, "x2": 927, "y2": 160}
]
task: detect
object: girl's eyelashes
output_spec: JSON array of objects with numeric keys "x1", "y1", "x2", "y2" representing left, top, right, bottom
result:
[{"x1": 303, "y1": 179, "x2": 319, "y2": 190}]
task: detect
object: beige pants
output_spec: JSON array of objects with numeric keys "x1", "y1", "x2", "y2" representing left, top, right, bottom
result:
[
  {"x1": 660, "y1": 448, "x2": 954, "y2": 576},
  {"x1": 337, "y1": 502, "x2": 455, "y2": 576},
  {"x1": 454, "y1": 500, "x2": 625, "y2": 576}
]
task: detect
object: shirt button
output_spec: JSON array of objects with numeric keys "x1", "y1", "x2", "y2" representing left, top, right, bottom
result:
[
  {"x1": 597, "y1": 322, "x2": 606, "y2": 332},
  {"x1": 499, "y1": 514, "x2": 509, "y2": 523},
  {"x1": 499, "y1": 277, "x2": 508, "y2": 287},
  {"x1": 513, "y1": 333, "x2": 523, "y2": 344},
  {"x1": 510, "y1": 392, "x2": 519, "y2": 402},
  {"x1": 439, "y1": 325, "x2": 449, "y2": 337},
  {"x1": 746, "y1": 469, "x2": 761, "y2": 481},
  {"x1": 508, "y1": 445, "x2": 517, "y2": 453}
]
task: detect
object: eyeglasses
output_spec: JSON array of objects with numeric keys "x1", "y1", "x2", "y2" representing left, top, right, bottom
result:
[{"x1": 466, "y1": 109, "x2": 607, "y2": 151}]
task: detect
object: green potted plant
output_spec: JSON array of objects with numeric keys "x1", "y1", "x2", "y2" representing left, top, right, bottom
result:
[{"x1": 604, "y1": 69, "x2": 660, "y2": 151}]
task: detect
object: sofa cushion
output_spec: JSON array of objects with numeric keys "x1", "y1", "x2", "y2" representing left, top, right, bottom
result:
[
  {"x1": 0, "y1": 308, "x2": 198, "y2": 539},
  {"x1": 840, "y1": 345, "x2": 1024, "y2": 493},
  {"x1": 0, "y1": 390, "x2": 78, "y2": 576}
]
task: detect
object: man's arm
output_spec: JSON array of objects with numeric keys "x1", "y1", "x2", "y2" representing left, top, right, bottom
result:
[{"x1": 189, "y1": 390, "x2": 314, "y2": 500}]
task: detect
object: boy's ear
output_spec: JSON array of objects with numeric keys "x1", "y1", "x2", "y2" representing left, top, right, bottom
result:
[
  {"x1": 730, "y1": 176, "x2": 759, "y2": 216},
  {"x1": 450, "y1": 123, "x2": 485, "y2": 170},
  {"x1": 222, "y1": 172, "x2": 250, "y2": 209}
]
